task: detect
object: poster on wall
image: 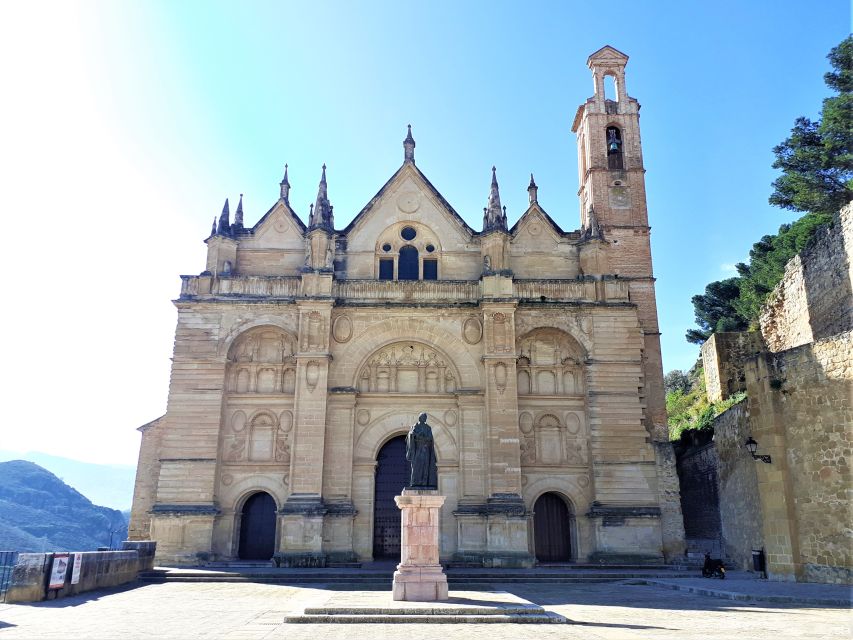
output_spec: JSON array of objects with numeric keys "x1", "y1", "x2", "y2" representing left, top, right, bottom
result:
[
  {"x1": 49, "y1": 553, "x2": 70, "y2": 589},
  {"x1": 71, "y1": 553, "x2": 82, "y2": 585}
]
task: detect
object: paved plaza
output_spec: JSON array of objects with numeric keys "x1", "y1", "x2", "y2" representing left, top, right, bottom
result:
[{"x1": 1, "y1": 579, "x2": 851, "y2": 640}]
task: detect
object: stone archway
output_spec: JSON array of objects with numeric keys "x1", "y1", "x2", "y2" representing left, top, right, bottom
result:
[
  {"x1": 238, "y1": 492, "x2": 277, "y2": 560},
  {"x1": 533, "y1": 492, "x2": 574, "y2": 563}
]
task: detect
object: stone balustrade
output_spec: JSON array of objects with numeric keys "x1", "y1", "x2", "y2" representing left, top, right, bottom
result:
[{"x1": 178, "y1": 275, "x2": 631, "y2": 303}]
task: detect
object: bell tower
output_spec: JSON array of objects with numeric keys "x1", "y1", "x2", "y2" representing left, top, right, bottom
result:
[{"x1": 572, "y1": 46, "x2": 685, "y2": 559}]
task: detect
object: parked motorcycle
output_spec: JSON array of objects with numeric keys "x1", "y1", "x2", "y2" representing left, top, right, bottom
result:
[{"x1": 702, "y1": 552, "x2": 726, "y2": 579}]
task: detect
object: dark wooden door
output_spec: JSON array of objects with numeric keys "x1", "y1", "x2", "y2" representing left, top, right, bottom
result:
[
  {"x1": 534, "y1": 493, "x2": 572, "y2": 563},
  {"x1": 373, "y1": 436, "x2": 411, "y2": 559},
  {"x1": 238, "y1": 492, "x2": 276, "y2": 560}
]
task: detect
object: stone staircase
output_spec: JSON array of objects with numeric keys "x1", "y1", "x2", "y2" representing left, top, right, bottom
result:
[{"x1": 139, "y1": 562, "x2": 696, "y2": 587}]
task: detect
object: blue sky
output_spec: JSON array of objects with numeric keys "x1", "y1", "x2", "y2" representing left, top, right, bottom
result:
[{"x1": 1, "y1": 1, "x2": 848, "y2": 464}]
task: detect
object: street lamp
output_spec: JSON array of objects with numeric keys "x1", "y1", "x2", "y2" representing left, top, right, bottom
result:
[{"x1": 745, "y1": 437, "x2": 772, "y2": 464}]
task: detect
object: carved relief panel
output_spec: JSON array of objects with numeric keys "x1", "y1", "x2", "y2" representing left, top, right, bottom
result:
[
  {"x1": 518, "y1": 411, "x2": 587, "y2": 467},
  {"x1": 356, "y1": 342, "x2": 457, "y2": 394},
  {"x1": 516, "y1": 328, "x2": 585, "y2": 396},
  {"x1": 227, "y1": 328, "x2": 298, "y2": 394}
]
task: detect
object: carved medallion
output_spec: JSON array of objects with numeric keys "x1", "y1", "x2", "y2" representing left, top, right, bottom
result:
[
  {"x1": 221, "y1": 474, "x2": 234, "y2": 486},
  {"x1": 519, "y1": 412, "x2": 534, "y2": 434},
  {"x1": 231, "y1": 410, "x2": 247, "y2": 433},
  {"x1": 444, "y1": 409, "x2": 458, "y2": 426},
  {"x1": 356, "y1": 409, "x2": 370, "y2": 426},
  {"x1": 462, "y1": 317, "x2": 483, "y2": 344},
  {"x1": 332, "y1": 315, "x2": 353, "y2": 343},
  {"x1": 396, "y1": 192, "x2": 421, "y2": 213},
  {"x1": 279, "y1": 410, "x2": 293, "y2": 433},
  {"x1": 577, "y1": 475, "x2": 590, "y2": 489},
  {"x1": 305, "y1": 361, "x2": 320, "y2": 391}
]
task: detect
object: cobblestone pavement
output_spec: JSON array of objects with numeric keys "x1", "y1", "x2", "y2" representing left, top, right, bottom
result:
[{"x1": 0, "y1": 581, "x2": 850, "y2": 640}]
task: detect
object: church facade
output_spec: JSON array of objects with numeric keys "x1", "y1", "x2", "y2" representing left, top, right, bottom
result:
[{"x1": 129, "y1": 46, "x2": 685, "y2": 567}]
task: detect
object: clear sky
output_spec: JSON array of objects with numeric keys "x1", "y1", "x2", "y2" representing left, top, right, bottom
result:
[{"x1": 1, "y1": 1, "x2": 848, "y2": 465}]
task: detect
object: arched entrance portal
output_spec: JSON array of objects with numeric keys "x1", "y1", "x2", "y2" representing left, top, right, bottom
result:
[
  {"x1": 533, "y1": 492, "x2": 573, "y2": 563},
  {"x1": 373, "y1": 436, "x2": 412, "y2": 559},
  {"x1": 238, "y1": 492, "x2": 276, "y2": 560}
]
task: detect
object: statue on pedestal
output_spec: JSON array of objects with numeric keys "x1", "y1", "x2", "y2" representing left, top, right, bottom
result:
[{"x1": 406, "y1": 412, "x2": 438, "y2": 489}]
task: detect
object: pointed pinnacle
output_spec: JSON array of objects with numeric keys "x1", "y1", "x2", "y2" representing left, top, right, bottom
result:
[
  {"x1": 221, "y1": 198, "x2": 230, "y2": 215},
  {"x1": 282, "y1": 164, "x2": 290, "y2": 185},
  {"x1": 529, "y1": 173, "x2": 537, "y2": 188}
]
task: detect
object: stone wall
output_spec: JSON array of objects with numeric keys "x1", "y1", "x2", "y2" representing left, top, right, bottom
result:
[
  {"x1": 760, "y1": 204, "x2": 853, "y2": 352},
  {"x1": 745, "y1": 331, "x2": 852, "y2": 583},
  {"x1": 674, "y1": 430, "x2": 720, "y2": 543},
  {"x1": 712, "y1": 402, "x2": 763, "y2": 571},
  {"x1": 701, "y1": 332, "x2": 764, "y2": 403},
  {"x1": 5, "y1": 544, "x2": 155, "y2": 603}
]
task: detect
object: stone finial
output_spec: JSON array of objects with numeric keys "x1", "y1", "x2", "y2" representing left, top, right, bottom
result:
[
  {"x1": 527, "y1": 173, "x2": 538, "y2": 204},
  {"x1": 210, "y1": 216, "x2": 217, "y2": 237},
  {"x1": 217, "y1": 198, "x2": 231, "y2": 235},
  {"x1": 585, "y1": 206, "x2": 604, "y2": 240},
  {"x1": 483, "y1": 166, "x2": 507, "y2": 232},
  {"x1": 311, "y1": 164, "x2": 333, "y2": 230},
  {"x1": 280, "y1": 164, "x2": 290, "y2": 202},
  {"x1": 234, "y1": 194, "x2": 244, "y2": 229},
  {"x1": 403, "y1": 124, "x2": 416, "y2": 164}
]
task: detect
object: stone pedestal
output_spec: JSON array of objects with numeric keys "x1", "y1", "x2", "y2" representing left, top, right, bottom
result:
[{"x1": 392, "y1": 489, "x2": 448, "y2": 601}]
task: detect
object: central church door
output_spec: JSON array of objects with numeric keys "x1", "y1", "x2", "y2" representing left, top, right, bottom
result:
[
  {"x1": 533, "y1": 492, "x2": 572, "y2": 562},
  {"x1": 373, "y1": 436, "x2": 411, "y2": 559},
  {"x1": 238, "y1": 492, "x2": 276, "y2": 560}
]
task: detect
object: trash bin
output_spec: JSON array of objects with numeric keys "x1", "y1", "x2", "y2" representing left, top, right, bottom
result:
[{"x1": 752, "y1": 548, "x2": 766, "y2": 574}]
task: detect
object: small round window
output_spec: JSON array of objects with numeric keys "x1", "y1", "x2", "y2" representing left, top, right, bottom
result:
[
  {"x1": 401, "y1": 226, "x2": 417, "y2": 241},
  {"x1": 425, "y1": 244, "x2": 435, "y2": 253},
  {"x1": 382, "y1": 243, "x2": 392, "y2": 252}
]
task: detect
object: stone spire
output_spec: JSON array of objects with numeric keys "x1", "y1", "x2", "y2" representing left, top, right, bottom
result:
[
  {"x1": 311, "y1": 164, "x2": 334, "y2": 230},
  {"x1": 233, "y1": 194, "x2": 244, "y2": 229},
  {"x1": 210, "y1": 216, "x2": 217, "y2": 237},
  {"x1": 403, "y1": 124, "x2": 416, "y2": 164},
  {"x1": 527, "y1": 173, "x2": 538, "y2": 204},
  {"x1": 217, "y1": 198, "x2": 231, "y2": 235},
  {"x1": 483, "y1": 166, "x2": 507, "y2": 232},
  {"x1": 280, "y1": 164, "x2": 290, "y2": 202}
]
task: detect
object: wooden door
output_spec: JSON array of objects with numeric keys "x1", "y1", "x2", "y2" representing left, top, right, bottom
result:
[
  {"x1": 533, "y1": 492, "x2": 572, "y2": 563},
  {"x1": 373, "y1": 436, "x2": 411, "y2": 559},
  {"x1": 238, "y1": 492, "x2": 276, "y2": 560}
]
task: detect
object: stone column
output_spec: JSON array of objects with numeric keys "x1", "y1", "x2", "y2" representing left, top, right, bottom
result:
[
  {"x1": 279, "y1": 284, "x2": 333, "y2": 567},
  {"x1": 392, "y1": 489, "x2": 448, "y2": 601}
]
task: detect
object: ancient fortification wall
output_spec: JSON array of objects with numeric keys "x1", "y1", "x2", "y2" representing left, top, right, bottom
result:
[
  {"x1": 691, "y1": 203, "x2": 852, "y2": 583},
  {"x1": 760, "y1": 203, "x2": 852, "y2": 352}
]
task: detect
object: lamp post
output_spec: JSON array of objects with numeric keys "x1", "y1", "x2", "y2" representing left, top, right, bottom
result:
[{"x1": 745, "y1": 437, "x2": 772, "y2": 464}]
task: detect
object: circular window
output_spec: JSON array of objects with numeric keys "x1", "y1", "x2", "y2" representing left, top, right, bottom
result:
[
  {"x1": 426, "y1": 244, "x2": 435, "y2": 253},
  {"x1": 401, "y1": 226, "x2": 417, "y2": 241},
  {"x1": 382, "y1": 243, "x2": 392, "y2": 252}
]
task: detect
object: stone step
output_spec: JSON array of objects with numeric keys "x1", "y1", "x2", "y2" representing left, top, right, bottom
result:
[{"x1": 284, "y1": 612, "x2": 566, "y2": 623}]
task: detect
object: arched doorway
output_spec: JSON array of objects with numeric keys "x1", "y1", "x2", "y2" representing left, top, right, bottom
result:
[
  {"x1": 533, "y1": 492, "x2": 573, "y2": 563},
  {"x1": 238, "y1": 492, "x2": 276, "y2": 560},
  {"x1": 373, "y1": 435, "x2": 411, "y2": 559}
]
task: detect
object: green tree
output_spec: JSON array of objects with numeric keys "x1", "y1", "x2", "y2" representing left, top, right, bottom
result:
[
  {"x1": 685, "y1": 278, "x2": 748, "y2": 344},
  {"x1": 769, "y1": 36, "x2": 853, "y2": 216},
  {"x1": 664, "y1": 369, "x2": 692, "y2": 395}
]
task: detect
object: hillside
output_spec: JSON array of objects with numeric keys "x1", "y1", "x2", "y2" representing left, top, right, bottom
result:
[
  {"x1": 0, "y1": 460, "x2": 128, "y2": 552},
  {"x1": 0, "y1": 451, "x2": 135, "y2": 510}
]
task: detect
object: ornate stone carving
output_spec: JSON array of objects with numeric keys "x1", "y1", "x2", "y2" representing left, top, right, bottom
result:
[
  {"x1": 332, "y1": 314, "x2": 353, "y2": 343},
  {"x1": 462, "y1": 316, "x2": 483, "y2": 344},
  {"x1": 516, "y1": 328, "x2": 585, "y2": 396},
  {"x1": 443, "y1": 409, "x2": 457, "y2": 426},
  {"x1": 221, "y1": 473, "x2": 234, "y2": 486},
  {"x1": 231, "y1": 411, "x2": 246, "y2": 433},
  {"x1": 493, "y1": 361, "x2": 508, "y2": 394},
  {"x1": 305, "y1": 361, "x2": 320, "y2": 391},
  {"x1": 356, "y1": 409, "x2": 370, "y2": 426},
  {"x1": 356, "y1": 342, "x2": 456, "y2": 394},
  {"x1": 279, "y1": 410, "x2": 293, "y2": 433}
]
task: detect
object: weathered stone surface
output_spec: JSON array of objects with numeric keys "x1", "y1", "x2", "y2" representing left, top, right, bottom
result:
[{"x1": 129, "y1": 48, "x2": 683, "y2": 567}]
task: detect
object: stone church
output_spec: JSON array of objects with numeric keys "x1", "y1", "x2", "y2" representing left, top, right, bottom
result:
[{"x1": 129, "y1": 46, "x2": 685, "y2": 567}]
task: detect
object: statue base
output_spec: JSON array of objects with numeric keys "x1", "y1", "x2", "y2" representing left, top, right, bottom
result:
[{"x1": 392, "y1": 488, "x2": 448, "y2": 601}]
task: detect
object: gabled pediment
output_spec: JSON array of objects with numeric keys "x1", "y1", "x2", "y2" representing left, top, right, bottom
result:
[
  {"x1": 241, "y1": 200, "x2": 306, "y2": 250},
  {"x1": 511, "y1": 203, "x2": 568, "y2": 242},
  {"x1": 587, "y1": 45, "x2": 629, "y2": 68},
  {"x1": 342, "y1": 162, "x2": 475, "y2": 251}
]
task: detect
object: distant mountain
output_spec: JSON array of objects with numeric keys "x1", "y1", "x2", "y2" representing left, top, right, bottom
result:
[
  {"x1": 0, "y1": 451, "x2": 135, "y2": 510},
  {"x1": 0, "y1": 460, "x2": 128, "y2": 552}
]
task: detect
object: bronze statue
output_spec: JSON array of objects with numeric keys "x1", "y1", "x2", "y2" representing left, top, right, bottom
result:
[{"x1": 406, "y1": 412, "x2": 438, "y2": 489}]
